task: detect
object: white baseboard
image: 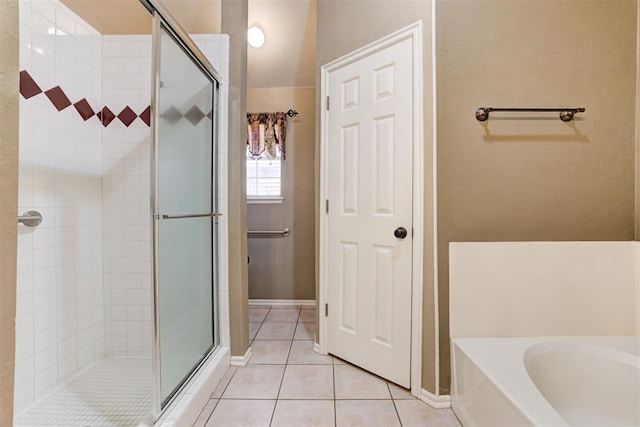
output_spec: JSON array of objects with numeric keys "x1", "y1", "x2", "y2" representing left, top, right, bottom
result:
[
  {"x1": 421, "y1": 388, "x2": 451, "y2": 409},
  {"x1": 230, "y1": 347, "x2": 253, "y2": 367},
  {"x1": 249, "y1": 299, "x2": 316, "y2": 307},
  {"x1": 313, "y1": 342, "x2": 326, "y2": 355}
]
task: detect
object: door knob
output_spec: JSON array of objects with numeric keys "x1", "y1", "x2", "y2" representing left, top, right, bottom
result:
[{"x1": 394, "y1": 227, "x2": 408, "y2": 239}]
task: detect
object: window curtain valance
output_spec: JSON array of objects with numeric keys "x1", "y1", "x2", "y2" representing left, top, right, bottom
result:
[{"x1": 246, "y1": 112, "x2": 288, "y2": 160}]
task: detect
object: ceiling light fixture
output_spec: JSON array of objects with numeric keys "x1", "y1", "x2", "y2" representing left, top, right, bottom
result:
[{"x1": 247, "y1": 26, "x2": 265, "y2": 48}]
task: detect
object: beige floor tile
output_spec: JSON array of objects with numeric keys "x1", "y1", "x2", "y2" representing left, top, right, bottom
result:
[
  {"x1": 205, "y1": 399, "x2": 275, "y2": 427},
  {"x1": 193, "y1": 399, "x2": 218, "y2": 427},
  {"x1": 299, "y1": 308, "x2": 317, "y2": 323},
  {"x1": 249, "y1": 307, "x2": 270, "y2": 322},
  {"x1": 287, "y1": 340, "x2": 332, "y2": 365},
  {"x1": 271, "y1": 400, "x2": 335, "y2": 427},
  {"x1": 294, "y1": 322, "x2": 316, "y2": 340},
  {"x1": 334, "y1": 364, "x2": 391, "y2": 399},
  {"x1": 388, "y1": 382, "x2": 414, "y2": 399},
  {"x1": 249, "y1": 340, "x2": 292, "y2": 365},
  {"x1": 222, "y1": 365, "x2": 285, "y2": 399},
  {"x1": 394, "y1": 400, "x2": 462, "y2": 427},
  {"x1": 249, "y1": 322, "x2": 262, "y2": 340},
  {"x1": 255, "y1": 322, "x2": 296, "y2": 340},
  {"x1": 278, "y1": 365, "x2": 334, "y2": 399},
  {"x1": 335, "y1": 400, "x2": 400, "y2": 427},
  {"x1": 265, "y1": 308, "x2": 300, "y2": 322},
  {"x1": 211, "y1": 367, "x2": 237, "y2": 398}
]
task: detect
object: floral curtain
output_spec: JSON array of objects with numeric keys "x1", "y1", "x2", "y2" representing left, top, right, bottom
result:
[{"x1": 246, "y1": 112, "x2": 288, "y2": 160}]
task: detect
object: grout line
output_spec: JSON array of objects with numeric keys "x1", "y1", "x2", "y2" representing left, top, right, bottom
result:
[
  {"x1": 388, "y1": 382, "x2": 404, "y2": 427},
  {"x1": 216, "y1": 367, "x2": 238, "y2": 400},
  {"x1": 195, "y1": 398, "x2": 218, "y2": 426},
  {"x1": 268, "y1": 306, "x2": 289, "y2": 427},
  {"x1": 250, "y1": 307, "x2": 270, "y2": 342},
  {"x1": 332, "y1": 361, "x2": 337, "y2": 425}
]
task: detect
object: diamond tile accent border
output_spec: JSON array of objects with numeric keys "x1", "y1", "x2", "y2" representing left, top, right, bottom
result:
[
  {"x1": 185, "y1": 105, "x2": 205, "y2": 126},
  {"x1": 117, "y1": 106, "x2": 138, "y2": 127},
  {"x1": 73, "y1": 98, "x2": 95, "y2": 121},
  {"x1": 19, "y1": 69, "x2": 150, "y2": 128},
  {"x1": 44, "y1": 86, "x2": 72, "y2": 111},
  {"x1": 97, "y1": 107, "x2": 116, "y2": 127},
  {"x1": 18, "y1": 69, "x2": 213, "y2": 129},
  {"x1": 161, "y1": 106, "x2": 183, "y2": 124},
  {"x1": 19, "y1": 70, "x2": 43, "y2": 99},
  {"x1": 139, "y1": 106, "x2": 151, "y2": 127}
]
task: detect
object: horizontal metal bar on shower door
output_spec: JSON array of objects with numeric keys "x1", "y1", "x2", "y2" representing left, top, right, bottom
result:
[
  {"x1": 475, "y1": 107, "x2": 586, "y2": 122},
  {"x1": 248, "y1": 228, "x2": 290, "y2": 237},
  {"x1": 158, "y1": 213, "x2": 223, "y2": 220}
]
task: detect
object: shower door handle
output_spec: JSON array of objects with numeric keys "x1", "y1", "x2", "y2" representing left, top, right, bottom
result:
[{"x1": 158, "y1": 213, "x2": 223, "y2": 220}]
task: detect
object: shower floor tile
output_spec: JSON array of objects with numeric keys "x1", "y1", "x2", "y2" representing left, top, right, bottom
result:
[{"x1": 15, "y1": 358, "x2": 152, "y2": 427}]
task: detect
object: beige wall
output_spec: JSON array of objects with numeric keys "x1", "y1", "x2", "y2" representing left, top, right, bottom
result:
[
  {"x1": 0, "y1": 0, "x2": 19, "y2": 423},
  {"x1": 319, "y1": 0, "x2": 638, "y2": 396},
  {"x1": 222, "y1": 0, "x2": 250, "y2": 357},
  {"x1": 247, "y1": 87, "x2": 316, "y2": 300},
  {"x1": 247, "y1": 0, "x2": 316, "y2": 88},
  {"x1": 637, "y1": 1, "x2": 640, "y2": 241},
  {"x1": 437, "y1": 0, "x2": 637, "y2": 393},
  {"x1": 316, "y1": 0, "x2": 438, "y2": 393},
  {"x1": 60, "y1": 0, "x2": 220, "y2": 34}
]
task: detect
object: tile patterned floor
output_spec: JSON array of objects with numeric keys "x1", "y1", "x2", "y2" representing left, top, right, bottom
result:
[
  {"x1": 15, "y1": 358, "x2": 152, "y2": 427},
  {"x1": 193, "y1": 305, "x2": 462, "y2": 427}
]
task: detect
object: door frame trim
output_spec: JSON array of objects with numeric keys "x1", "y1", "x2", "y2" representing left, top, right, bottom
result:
[{"x1": 318, "y1": 21, "x2": 426, "y2": 397}]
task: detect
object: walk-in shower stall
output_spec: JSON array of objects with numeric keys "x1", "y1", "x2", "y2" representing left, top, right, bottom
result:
[{"x1": 14, "y1": 0, "x2": 229, "y2": 424}]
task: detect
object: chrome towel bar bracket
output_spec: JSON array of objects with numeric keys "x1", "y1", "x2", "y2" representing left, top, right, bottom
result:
[
  {"x1": 475, "y1": 107, "x2": 586, "y2": 122},
  {"x1": 18, "y1": 210, "x2": 42, "y2": 227}
]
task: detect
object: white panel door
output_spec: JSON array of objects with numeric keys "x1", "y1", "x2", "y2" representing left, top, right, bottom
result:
[{"x1": 327, "y1": 37, "x2": 413, "y2": 387}]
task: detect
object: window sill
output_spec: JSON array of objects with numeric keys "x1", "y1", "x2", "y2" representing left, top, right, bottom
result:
[{"x1": 247, "y1": 196, "x2": 284, "y2": 205}]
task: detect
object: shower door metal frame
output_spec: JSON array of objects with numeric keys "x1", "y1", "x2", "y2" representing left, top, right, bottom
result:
[{"x1": 143, "y1": 0, "x2": 222, "y2": 420}]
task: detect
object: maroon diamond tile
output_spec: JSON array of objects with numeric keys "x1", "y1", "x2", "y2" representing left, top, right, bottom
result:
[
  {"x1": 117, "y1": 106, "x2": 138, "y2": 127},
  {"x1": 20, "y1": 70, "x2": 43, "y2": 99},
  {"x1": 206, "y1": 110, "x2": 213, "y2": 120},
  {"x1": 73, "y1": 98, "x2": 95, "y2": 121},
  {"x1": 185, "y1": 106, "x2": 205, "y2": 126},
  {"x1": 161, "y1": 106, "x2": 182, "y2": 124},
  {"x1": 44, "y1": 86, "x2": 72, "y2": 111},
  {"x1": 139, "y1": 106, "x2": 151, "y2": 127},
  {"x1": 97, "y1": 106, "x2": 116, "y2": 127}
]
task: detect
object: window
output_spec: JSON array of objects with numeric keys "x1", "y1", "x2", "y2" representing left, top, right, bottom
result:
[{"x1": 246, "y1": 145, "x2": 282, "y2": 201}]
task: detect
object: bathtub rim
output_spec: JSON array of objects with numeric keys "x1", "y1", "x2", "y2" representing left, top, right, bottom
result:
[{"x1": 451, "y1": 336, "x2": 640, "y2": 427}]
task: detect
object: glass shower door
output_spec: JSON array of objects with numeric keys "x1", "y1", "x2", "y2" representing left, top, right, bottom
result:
[{"x1": 152, "y1": 18, "x2": 219, "y2": 412}]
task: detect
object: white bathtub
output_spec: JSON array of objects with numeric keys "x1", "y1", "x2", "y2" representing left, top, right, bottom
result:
[{"x1": 451, "y1": 337, "x2": 640, "y2": 427}]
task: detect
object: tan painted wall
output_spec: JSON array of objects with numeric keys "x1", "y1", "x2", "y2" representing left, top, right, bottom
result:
[
  {"x1": 637, "y1": 1, "x2": 640, "y2": 241},
  {"x1": 60, "y1": 0, "x2": 220, "y2": 34},
  {"x1": 437, "y1": 0, "x2": 636, "y2": 393},
  {"x1": 247, "y1": 87, "x2": 316, "y2": 300},
  {"x1": 222, "y1": 0, "x2": 250, "y2": 357},
  {"x1": 0, "y1": 0, "x2": 19, "y2": 422},
  {"x1": 247, "y1": 0, "x2": 316, "y2": 88},
  {"x1": 316, "y1": 0, "x2": 438, "y2": 393}
]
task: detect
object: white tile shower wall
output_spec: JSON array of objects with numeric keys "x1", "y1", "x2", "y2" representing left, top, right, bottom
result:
[
  {"x1": 101, "y1": 35, "x2": 153, "y2": 359},
  {"x1": 16, "y1": 0, "x2": 104, "y2": 412},
  {"x1": 193, "y1": 34, "x2": 231, "y2": 346}
]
